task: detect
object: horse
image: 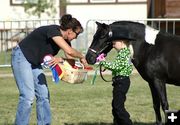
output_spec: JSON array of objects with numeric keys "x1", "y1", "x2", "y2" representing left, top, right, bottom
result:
[{"x1": 85, "y1": 21, "x2": 180, "y2": 125}]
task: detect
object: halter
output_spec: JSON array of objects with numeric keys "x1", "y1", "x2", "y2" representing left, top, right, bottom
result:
[
  {"x1": 88, "y1": 25, "x2": 113, "y2": 56},
  {"x1": 88, "y1": 40, "x2": 112, "y2": 83},
  {"x1": 88, "y1": 44, "x2": 110, "y2": 56},
  {"x1": 88, "y1": 27, "x2": 114, "y2": 83}
]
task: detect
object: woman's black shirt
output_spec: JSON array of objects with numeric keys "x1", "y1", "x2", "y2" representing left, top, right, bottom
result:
[{"x1": 19, "y1": 25, "x2": 69, "y2": 66}]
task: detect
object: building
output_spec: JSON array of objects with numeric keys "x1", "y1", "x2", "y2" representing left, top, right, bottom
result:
[
  {"x1": 148, "y1": 0, "x2": 180, "y2": 34},
  {"x1": 0, "y1": 0, "x2": 60, "y2": 20},
  {"x1": 0, "y1": 0, "x2": 147, "y2": 27},
  {"x1": 148, "y1": 0, "x2": 180, "y2": 18}
]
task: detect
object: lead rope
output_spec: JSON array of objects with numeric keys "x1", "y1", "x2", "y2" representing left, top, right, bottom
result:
[
  {"x1": 100, "y1": 64, "x2": 112, "y2": 82},
  {"x1": 91, "y1": 63, "x2": 112, "y2": 85},
  {"x1": 91, "y1": 65, "x2": 99, "y2": 85}
]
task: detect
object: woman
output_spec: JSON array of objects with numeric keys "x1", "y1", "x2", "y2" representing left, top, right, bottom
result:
[{"x1": 11, "y1": 14, "x2": 87, "y2": 125}]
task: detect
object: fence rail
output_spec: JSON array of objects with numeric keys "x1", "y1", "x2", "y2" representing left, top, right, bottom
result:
[
  {"x1": 0, "y1": 18, "x2": 89, "y2": 67},
  {"x1": 0, "y1": 19, "x2": 60, "y2": 67},
  {"x1": 1, "y1": 18, "x2": 180, "y2": 67}
]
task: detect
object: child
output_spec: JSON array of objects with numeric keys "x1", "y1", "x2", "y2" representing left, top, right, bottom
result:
[{"x1": 100, "y1": 39, "x2": 133, "y2": 125}]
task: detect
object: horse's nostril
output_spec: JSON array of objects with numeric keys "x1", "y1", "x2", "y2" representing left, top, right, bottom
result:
[
  {"x1": 86, "y1": 55, "x2": 91, "y2": 64},
  {"x1": 86, "y1": 54, "x2": 96, "y2": 65}
]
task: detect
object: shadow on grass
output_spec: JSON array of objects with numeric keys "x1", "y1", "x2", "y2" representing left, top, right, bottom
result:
[
  {"x1": 64, "y1": 122, "x2": 155, "y2": 125},
  {"x1": 134, "y1": 122, "x2": 155, "y2": 125}
]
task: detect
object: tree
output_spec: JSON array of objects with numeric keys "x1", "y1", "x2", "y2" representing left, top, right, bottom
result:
[{"x1": 23, "y1": 0, "x2": 57, "y2": 18}]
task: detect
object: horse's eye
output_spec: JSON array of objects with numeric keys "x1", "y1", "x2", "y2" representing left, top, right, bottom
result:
[
  {"x1": 100, "y1": 32, "x2": 108, "y2": 39},
  {"x1": 100, "y1": 35, "x2": 106, "y2": 39},
  {"x1": 94, "y1": 32, "x2": 106, "y2": 39},
  {"x1": 94, "y1": 29, "x2": 109, "y2": 39},
  {"x1": 107, "y1": 41, "x2": 111, "y2": 45}
]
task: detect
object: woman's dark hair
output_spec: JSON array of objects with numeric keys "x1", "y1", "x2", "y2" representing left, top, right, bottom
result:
[{"x1": 59, "y1": 14, "x2": 83, "y2": 33}]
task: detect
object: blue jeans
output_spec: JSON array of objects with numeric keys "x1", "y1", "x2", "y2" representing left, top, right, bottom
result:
[{"x1": 11, "y1": 45, "x2": 51, "y2": 125}]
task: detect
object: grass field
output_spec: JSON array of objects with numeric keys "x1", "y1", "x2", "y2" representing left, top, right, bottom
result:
[{"x1": 0, "y1": 72, "x2": 179, "y2": 125}]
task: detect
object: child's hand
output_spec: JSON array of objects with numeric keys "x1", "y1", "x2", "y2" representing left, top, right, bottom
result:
[{"x1": 96, "y1": 53, "x2": 106, "y2": 62}]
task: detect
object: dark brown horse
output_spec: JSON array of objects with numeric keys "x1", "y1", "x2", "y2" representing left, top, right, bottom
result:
[{"x1": 86, "y1": 21, "x2": 180, "y2": 125}]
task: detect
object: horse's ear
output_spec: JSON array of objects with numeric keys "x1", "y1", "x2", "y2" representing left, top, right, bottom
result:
[
  {"x1": 96, "y1": 22, "x2": 109, "y2": 29},
  {"x1": 96, "y1": 21, "x2": 102, "y2": 26}
]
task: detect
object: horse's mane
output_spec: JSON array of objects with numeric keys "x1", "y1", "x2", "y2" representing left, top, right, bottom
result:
[{"x1": 111, "y1": 21, "x2": 145, "y2": 27}]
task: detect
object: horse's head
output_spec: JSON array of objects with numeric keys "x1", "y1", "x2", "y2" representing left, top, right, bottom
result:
[
  {"x1": 86, "y1": 22, "x2": 113, "y2": 64},
  {"x1": 86, "y1": 21, "x2": 137, "y2": 65}
]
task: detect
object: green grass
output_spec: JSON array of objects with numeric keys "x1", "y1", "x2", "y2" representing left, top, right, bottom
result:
[
  {"x1": 0, "y1": 51, "x2": 11, "y2": 66},
  {"x1": 0, "y1": 73, "x2": 179, "y2": 125}
]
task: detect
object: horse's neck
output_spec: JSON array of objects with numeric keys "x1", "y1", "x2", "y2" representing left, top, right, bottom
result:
[
  {"x1": 131, "y1": 24, "x2": 158, "y2": 63},
  {"x1": 132, "y1": 42, "x2": 153, "y2": 67}
]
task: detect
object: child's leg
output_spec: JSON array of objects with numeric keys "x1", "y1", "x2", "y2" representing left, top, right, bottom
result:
[{"x1": 112, "y1": 76, "x2": 132, "y2": 125}]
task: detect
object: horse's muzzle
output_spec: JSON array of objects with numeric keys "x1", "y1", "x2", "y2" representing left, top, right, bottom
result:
[{"x1": 85, "y1": 51, "x2": 97, "y2": 65}]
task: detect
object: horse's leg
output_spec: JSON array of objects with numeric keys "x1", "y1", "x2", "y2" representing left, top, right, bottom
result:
[
  {"x1": 148, "y1": 82, "x2": 162, "y2": 125},
  {"x1": 153, "y1": 79, "x2": 169, "y2": 120},
  {"x1": 155, "y1": 79, "x2": 169, "y2": 108}
]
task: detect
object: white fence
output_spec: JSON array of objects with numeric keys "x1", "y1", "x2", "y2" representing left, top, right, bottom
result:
[
  {"x1": 0, "y1": 19, "x2": 86, "y2": 67},
  {"x1": 0, "y1": 19, "x2": 60, "y2": 51},
  {"x1": 1, "y1": 18, "x2": 180, "y2": 67}
]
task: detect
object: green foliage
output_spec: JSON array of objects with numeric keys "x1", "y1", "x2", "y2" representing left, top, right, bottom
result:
[{"x1": 23, "y1": 0, "x2": 57, "y2": 18}]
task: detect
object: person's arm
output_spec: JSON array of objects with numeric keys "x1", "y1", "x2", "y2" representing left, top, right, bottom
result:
[
  {"x1": 100, "y1": 59, "x2": 123, "y2": 72},
  {"x1": 52, "y1": 36, "x2": 88, "y2": 66},
  {"x1": 64, "y1": 52, "x2": 75, "y2": 59},
  {"x1": 52, "y1": 36, "x2": 84, "y2": 59},
  {"x1": 100, "y1": 48, "x2": 130, "y2": 72}
]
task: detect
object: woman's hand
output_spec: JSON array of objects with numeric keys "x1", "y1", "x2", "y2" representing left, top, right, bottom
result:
[
  {"x1": 80, "y1": 57, "x2": 88, "y2": 66},
  {"x1": 80, "y1": 57, "x2": 93, "y2": 70},
  {"x1": 48, "y1": 57, "x2": 64, "y2": 67}
]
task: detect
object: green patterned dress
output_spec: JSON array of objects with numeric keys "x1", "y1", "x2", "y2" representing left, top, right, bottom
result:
[{"x1": 100, "y1": 47, "x2": 133, "y2": 77}]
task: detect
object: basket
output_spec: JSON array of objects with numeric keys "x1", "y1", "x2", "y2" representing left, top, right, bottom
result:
[
  {"x1": 60, "y1": 60, "x2": 88, "y2": 84},
  {"x1": 61, "y1": 66, "x2": 88, "y2": 84}
]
